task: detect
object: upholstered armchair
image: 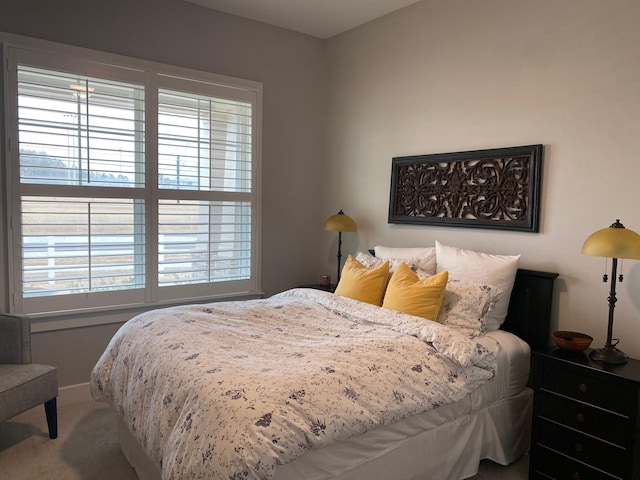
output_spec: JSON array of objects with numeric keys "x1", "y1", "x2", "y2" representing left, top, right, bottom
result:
[{"x1": 0, "y1": 313, "x2": 58, "y2": 439}]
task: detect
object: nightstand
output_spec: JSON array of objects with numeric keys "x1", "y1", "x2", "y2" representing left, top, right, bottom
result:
[
  {"x1": 530, "y1": 348, "x2": 640, "y2": 479},
  {"x1": 298, "y1": 283, "x2": 336, "y2": 293}
]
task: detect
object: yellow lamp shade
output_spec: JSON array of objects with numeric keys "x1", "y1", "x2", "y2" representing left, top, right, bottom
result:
[
  {"x1": 581, "y1": 219, "x2": 640, "y2": 260},
  {"x1": 323, "y1": 210, "x2": 357, "y2": 232}
]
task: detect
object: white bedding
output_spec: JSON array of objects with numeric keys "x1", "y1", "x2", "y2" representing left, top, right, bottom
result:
[
  {"x1": 113, "y1": 329, "x2": 531, "y2": 480},
  {"x1": 471, "y1": 329, "x2": 531, "y2": 403},
  {"x1": 91, "y1": 289, "x2": 500, "y2": 480},
  {"x1": 274, "y1": 329, "x2": 531, "y2": 480}
]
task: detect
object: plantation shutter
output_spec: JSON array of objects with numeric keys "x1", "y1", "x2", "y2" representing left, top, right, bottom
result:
[
  {"x1": 156, "y1": 86, "x2": 254, "y2": 288},
  {"x1": 16, "y1": 65, "x2": 146, "y2": 306},
  {"x1": 6, "y1": 43, "x2": 261, "y2": 316}
]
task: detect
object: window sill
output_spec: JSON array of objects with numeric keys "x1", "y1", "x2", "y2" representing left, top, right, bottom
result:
[{"x1": 28, "y1": 291, "x2": 264, "y2": 333}]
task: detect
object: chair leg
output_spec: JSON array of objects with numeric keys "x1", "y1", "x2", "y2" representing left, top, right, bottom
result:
[{"x1": 44, "y1": 397, "x2": 58, "y2": 439}]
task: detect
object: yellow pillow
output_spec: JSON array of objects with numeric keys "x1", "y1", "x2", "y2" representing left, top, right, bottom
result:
[
  {"x1": 334, "y1": 255, "x2": 390, "y2": 306},
  {"x1": 382, "y1": 263, "x2": 448, "y2": 320}
]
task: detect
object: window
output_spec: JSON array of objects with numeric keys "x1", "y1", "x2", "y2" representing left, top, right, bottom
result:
[{"x1": 3, "y1": 39, "x2": 261, "y2": 315}]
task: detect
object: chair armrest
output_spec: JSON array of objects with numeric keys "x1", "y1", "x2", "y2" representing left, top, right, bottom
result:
[{"x1": 0, "y1": 313, "x2": 32, "y2": 364}]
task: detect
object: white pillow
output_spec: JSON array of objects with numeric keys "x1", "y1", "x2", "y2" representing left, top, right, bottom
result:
[
  {"x1": 374, "y1": 245, "x2": 437, "y2": 275},
  {"x1": 435, "y1": 241, "x2": 520, "y2": 331},
  {"x1": 437, "y1": 280, "x2": 501, "y2": 337}
]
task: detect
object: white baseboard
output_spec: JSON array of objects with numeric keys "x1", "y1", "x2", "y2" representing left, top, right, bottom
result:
[{"x1": 58, "y1": 382, "x2": 93, "y2": 406}]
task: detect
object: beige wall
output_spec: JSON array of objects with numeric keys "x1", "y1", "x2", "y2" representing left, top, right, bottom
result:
[
  {"x1": 324, "y1": 0, "x2": 640, "y2": 357},
  {"x1": 0, "y1": 0, "x2": 328, "y2": 385}
]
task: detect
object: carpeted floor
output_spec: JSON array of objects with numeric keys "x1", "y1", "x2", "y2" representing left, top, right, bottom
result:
[{"x1": 0, "y1": 400, "x2": 529, "y2": 479}]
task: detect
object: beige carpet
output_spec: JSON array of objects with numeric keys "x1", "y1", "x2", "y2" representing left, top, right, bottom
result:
[{"x1": 0, "y1": 400, "x2": 529, "y2": 479}]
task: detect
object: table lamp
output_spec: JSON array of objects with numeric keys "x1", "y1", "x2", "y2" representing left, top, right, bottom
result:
[
  {"x1": 323, "y1": 210, "x2": 357, "y2": 283},
  {"x1": 581, "y1": 219, "x2": 640, "y2": 364}
]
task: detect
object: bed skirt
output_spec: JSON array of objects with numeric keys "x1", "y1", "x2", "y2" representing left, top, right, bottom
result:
[{"x1": 116, "y1": 386, "x2": 532, "y2": 480}]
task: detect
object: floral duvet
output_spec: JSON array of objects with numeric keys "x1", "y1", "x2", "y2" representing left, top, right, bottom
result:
[{"x1": 90, "y1": 288, "x2": 499, "y2": 480}]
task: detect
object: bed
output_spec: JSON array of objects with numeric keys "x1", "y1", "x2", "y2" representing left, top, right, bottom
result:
[{"x1": 90, "y1": 243, "x2": 558, "y2": 480}]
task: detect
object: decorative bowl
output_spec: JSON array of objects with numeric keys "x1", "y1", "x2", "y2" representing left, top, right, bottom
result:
[{"x1": 551, "y1": 331, "x2": 593, "y2": 352}]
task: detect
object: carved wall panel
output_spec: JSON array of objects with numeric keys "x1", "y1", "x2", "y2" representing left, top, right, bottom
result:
[{"x1": 389, "y1": 145, "x2": 542, "y2": 232}]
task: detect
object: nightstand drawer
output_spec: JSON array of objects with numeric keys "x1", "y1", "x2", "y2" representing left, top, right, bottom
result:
[
  {"x1": 538, "y1": 391, "x2": 629, "y2": 446},
  {"x1": 531, "y1": 350, "x2": 640, "y2": 480},
  {"x1": 534, "y1": 446, "x2": 620, "y2": 480},
  {"x1": 537, "y1": 418, "x2": 626, "y2": 477},
  {"x1": 541, "y1": 363, "x2": 634, "y2": 415}
]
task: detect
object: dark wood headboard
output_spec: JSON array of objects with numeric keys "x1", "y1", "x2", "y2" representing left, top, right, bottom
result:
[
  {"x1": 502, "y1": 269, "x2": 558, "y2": 350},
  {"x1": 367, "y1": 249, "x2": 558, "y2": 349}
]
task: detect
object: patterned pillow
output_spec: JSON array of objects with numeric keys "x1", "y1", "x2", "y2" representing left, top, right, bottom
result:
[
  {"x1": 437, "y1": 280, "x2": 502, "y2": 337},
  {"x1": 435, "y1": 241, "x2": 519, "y2": 332},
  {"x1": 355, "y1": 251, "x2": 431, "y2": 278},
  {"x1": 374, "y1": 245, "x2": 437, "y2": 275}
]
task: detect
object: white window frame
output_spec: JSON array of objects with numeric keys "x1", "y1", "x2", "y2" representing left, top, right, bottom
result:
[{"x1": 2, "y1": 34, "x2": 262, "y2": 318}]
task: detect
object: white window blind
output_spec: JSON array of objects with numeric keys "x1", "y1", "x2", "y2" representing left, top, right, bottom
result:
[
  {"x1": 157, "y1": 89, "x2": 252, "y2": 192},
  {"x1": 4, "y1": 40, "x2": 261, "y2": 316},
  {"x1": 21, "y1": 196, "x2": 145, "y2": 297},
  {"x1": 16, "y1": 66, "x2": 146, "y2": 303},
  {"x1": 158, "y1": 200, "x2": 251, "y2": 286},
  {"x1": 156, "y1": 86, "x2": 253, "y2": 287},
  {"x1": 18, "y1": 66, "x2": 145, "y2": 188}
]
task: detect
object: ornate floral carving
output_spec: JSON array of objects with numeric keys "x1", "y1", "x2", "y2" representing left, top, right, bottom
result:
[{"x1": 389, "y1": 145, "x2": 542, "y2": 232}]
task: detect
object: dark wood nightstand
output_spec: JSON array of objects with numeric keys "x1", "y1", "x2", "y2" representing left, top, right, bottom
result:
[
  {"x1": 298, "y1": 283, "x2": 336, "y2": 293},
  {"x1": 530, "y1": 347, "x2": 640, "y2": 479}
]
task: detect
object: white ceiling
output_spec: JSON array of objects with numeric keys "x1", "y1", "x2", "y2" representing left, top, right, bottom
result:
[{"x1": 184, "y1": 0, "x2": 421, "y2": 39}]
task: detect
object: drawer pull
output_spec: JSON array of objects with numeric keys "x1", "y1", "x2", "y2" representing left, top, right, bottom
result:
[
  {"x1": 572, "y1": 473, "x2": 581, "y2": 480},
  {"x1": 578, "y1": 383, "x2": 588, "y2": 393},
  {"x1": 574, "y1": 442, "x2": 584, "y2": 453},
  {"x1": 576, "y1": 413, "x2": 585, "y2": 423}
]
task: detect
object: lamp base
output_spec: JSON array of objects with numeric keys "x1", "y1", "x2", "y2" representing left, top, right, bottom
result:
[{"x1": 589, "y1": 345, "x2": 628, "y2": 365}]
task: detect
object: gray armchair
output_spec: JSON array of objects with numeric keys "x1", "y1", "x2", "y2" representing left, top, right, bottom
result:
[{"x1": 0, "y1": 313, "x2": 58, "y2": 439}]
